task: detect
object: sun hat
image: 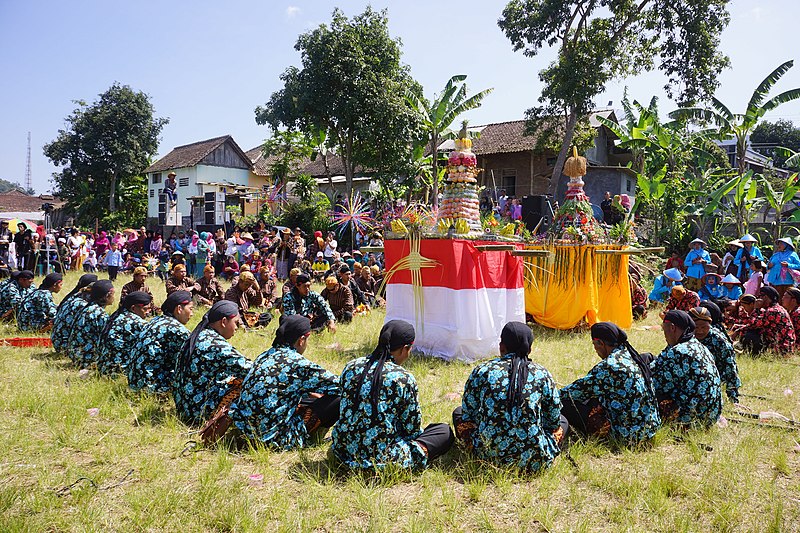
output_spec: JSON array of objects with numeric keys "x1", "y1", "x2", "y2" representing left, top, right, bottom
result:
[
  {"x1": 777, "y1": 237, "x2": 795, "y2": 250},
  {"x1": 663, "y1": 268, "x2": 684, "y2": 282},
  {"x1": 739, "y1": 234, "x2": 757, "y2": 243},
  {"x1": 316, "y1": 251, "x2": 324, "y2": 258},
  {"x1": 689, "y1": 238, "x2": 706, "y2": 246},
  {"x1": 241, "y1": 232, "x2": 254, "y2": 241},
  {"x1": 702, "y1": 273, "x2": 721, "y2": 282},
  {"x1": 172, "y1": 250, "x2": 184, "y2": 256},
  {"x1": 727, "y1": 240, "x2": 743, "y2": 249},
  {"x1": 721, "y1": 274, "x2": 742, "y2": 285}
]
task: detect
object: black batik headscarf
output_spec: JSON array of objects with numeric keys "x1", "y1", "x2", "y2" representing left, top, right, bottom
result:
[
  {"x1": 273, "y1": 314, "x2": 311, "y2": 348},
  {"x1": 354, "y1": 319, "x2": 415, "y2": 409},
  {"x1": 89, "y1": 280, "x2": 114, "y2": 306},
  {"x1": 699, "y1": 300, "x2": 732, "y2": 343},
  {"x1": 59, "y1": 274, "x2": 97, "y2": 308},
  {"x1": 101, "y1": 291, "x2": 152, "y2": 337},
  {"x1": 663, "y1": 310, "x2": 696, "y2": 346},
  {"x1": 500, "y1": 321, "x2": 534, "y2": 409},
  {"x1": 38, "y1": 272, "x2": 62, "y2": 291},
  {"x1": 590, "y1": 321, "x2": 652, "y2": 389},
  {"x1": 161, "y1": 290, "x2": 192, "y2": 317},
  {"x1": 759, "y1": 286, "x2": 780, "y2": 306},
  {"x1": 177, "y1": 300, "x2": 239, "y2": 373}
]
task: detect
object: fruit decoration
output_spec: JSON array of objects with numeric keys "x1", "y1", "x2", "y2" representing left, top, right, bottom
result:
[
  {"x1": 437, "y1": 121, "x2": 483, "y2": 235},
  {"x1": 549, "y1": 146, "x2": 603, "y2": 244}
]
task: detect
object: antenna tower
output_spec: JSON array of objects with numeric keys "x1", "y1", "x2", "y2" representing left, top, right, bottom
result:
[{"x1": 25, "y1": 132, "x2": 32, "y2": 192}]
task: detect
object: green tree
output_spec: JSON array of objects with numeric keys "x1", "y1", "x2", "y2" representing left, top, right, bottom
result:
[
  {"x1": 44, "y1": 83, "x2": 167, "y2": 223},
  {"x1": 261, "y1": 130, "x2": 314, "y2": 183},
  {"x1": 751, "y1": 119, "x2": 800, "y2": 168},
  {"x1": 671, "y1": 61, "x2": 800, "y2": 178},
  {"x1": 498, "y1": 0, "x2": 730, "y2": 196},
  {"x1": 405, "y1": 75, "x2": 493, "y2": 209},
  {"x1": 0, "y1": 178, "x2": 32, "y2": 195},
  {"x1": 256, "y1": 7, "x2": 422, "y2": 196}
]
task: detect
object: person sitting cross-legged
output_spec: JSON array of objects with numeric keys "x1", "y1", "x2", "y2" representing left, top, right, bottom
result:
[
  {"x1": 735, "y1": 286, "x2": 796, "y2": 356},
  {"x1": 0, "y1": 270, "x2": 35, "y2": 322},
  {"x1": 173, "y1": 300, "x2": 253, "y2": 425},
  {"x1": 51, "y1": 274, "x2": 97, "y2": 354},
  {"x1": 18, "y1": 273, "x2": 63, "y2": 332},
  {"x1": 560, "y1": 322, "x2": 660, "y2": 445},
  {"x1": 65, "y1": 280, "x2": 115, "y2": 369},
  {"x1": 282, "y1": 273, "x2": 336, "y2": 333},
  {"x1": 689, "y1": 307, "x2": 740, "y2": 404},
  {"x1": 453, "y1": 322, "x2": 568, "y2": 471},
  {"x1": 665, "y1": 285, "x2": 700, "y2": 313},
  {"x1": 331, "y1": 320, "x2": 454, "y2": 469},
  {"x1": 651, "y1": 310, "x2": 722, "y2": 428},
  {"x1": 229, "y1": 315, "x2": 341, "y2": 449},
  {"x1": 128, "y1": 291, "x2": 194, "y2": 393},
  {"x1": 320, "y1": 275, "x2": 354, "y2": 323},
  {"x1": 96, "y1": 291, "x2": 152, "y2": 376}
]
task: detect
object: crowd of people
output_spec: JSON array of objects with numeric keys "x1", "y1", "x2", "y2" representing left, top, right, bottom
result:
[{"x1": 0, "y1": 248, "x2": 746, "y2": 473}]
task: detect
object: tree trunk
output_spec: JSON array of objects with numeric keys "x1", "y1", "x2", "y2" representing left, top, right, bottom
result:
[
  {"x1": 548, "y1": 109, "x2": 579, "y2": 197},
  {"x1": 109, "y1": 170, "x2": 118, "y2": 213},
  {"x1": 430, "y1": 135, "x2": 439, "y2": 209},
  {"x1": 324, "y1": 153, "x2": 333, "y2": 201}
]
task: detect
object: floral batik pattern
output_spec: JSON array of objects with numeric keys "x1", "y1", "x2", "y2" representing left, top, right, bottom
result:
[
  {"x1": 64, "y1": 302, "x2": 108, "y2": 368},
  {"x1": 17, "y1": 290, "x2": 56, "y2": 331},
  {"x1": 128, "y1": 315, "x2": 189, "y2": 393},
  {"x1": 698, "y1": 327, "x2": 740, "y2": 403},
  {"x1": 745, "y1": 303, "x2": 795, "y2": 353},
  {"x1": 96, "y1": 310, "x2": 147, "y2": 375},
  {"x1": 51, "y1": 297, "x2": 89, "y2": 353}
]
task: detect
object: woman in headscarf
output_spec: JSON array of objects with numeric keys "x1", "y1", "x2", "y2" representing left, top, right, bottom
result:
[
  {"x1": 689, "y1": 307, "x2": 740, "y2": 404},
  {"x1": 766, "y1": 237, "x2": 800, "y2": 299},
  {"x1": 128, "y1": 291, "x2": 194, "y2": 393},
  {"x1": 187, "y1": 232, "x2": 199, "y2": 278},
  {"x1": 781, "y1": 287, "x2": 800, "y2": 335},
  {"x1": 195, "y1": 231, "x2": 210, "y2": 278},
  {"x1": 452, "y1": 322, "x2": 566, "y2": 471},
  {"x1": 173, "y1": 300, "x2": 252, "y2": 425},
  {"x1": 560, "y1": 322, "x2": 660, "y2": 445},
  {"x1": 96, "y1": 291, "x2": 153, "y2": 376},
  {"x1": 94, "y1": 231, "x2": 110, "y2": 257},
  {"x1": 651, "y1": 310, "x2": 722, "y2": 427},
  {"x1": 51, "y1": 274, "x2": 97, "y2": 353},
  {"x1": 229, "y1": 315, "x2": 341, "y2": 449},
  {"x1": 0, "y1": 270, "x2": 35, "y2": 321},
  {"x1": 735, "y1": 285, "x2": 796, "y2": 355},
  {"x1": 331, "y1": 320, "x2": 454, "y2": 469},
  {"x1": 17, "y1": 273, "x2": 63, "y2": 332},
  {"x1": 64, "y1": 280, "x2": 115, "y2": 368}
]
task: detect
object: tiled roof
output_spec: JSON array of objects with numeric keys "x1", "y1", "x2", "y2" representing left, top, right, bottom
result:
[
  {"x1": 145, "y1": 135, "x2": 252, "y2": 173},
  {"x1": 245, "y1": 145, "x2": 282, "y2": 177},
  {"x1": 0, "y1": 190, "x2": 65, "y2": 213}
]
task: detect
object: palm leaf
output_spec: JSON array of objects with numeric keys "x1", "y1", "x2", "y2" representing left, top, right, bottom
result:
[
  {"x1": 776, "y1": 147, "x2": 800, "y2": 169},
  {"x1": 669, "y1": 107, "x2": 731, "y2": 130},
  {"x1": 747, "y1": 60, "x2": 794, "y2": 115},
  {"x1": 759, "y1": 88, "x2": 800, "y2": 114},
  {"x1": 439, "y1": 88, "x2": 494, "y2": 129},
  {"x1": 710, "y1": 97, "x2": 734, "y2": 121}
]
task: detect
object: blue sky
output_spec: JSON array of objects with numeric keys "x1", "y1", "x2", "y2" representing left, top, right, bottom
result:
[{"x1": 0, "y1": 0, "x2": 796, "y2": 193}]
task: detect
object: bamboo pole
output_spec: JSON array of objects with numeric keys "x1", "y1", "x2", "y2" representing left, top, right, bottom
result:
[
  {"x1": 594, "y1": 247, "x2": 665, "y2": 255},
  {"x1": 475, "y1": 244, "x2": 516, "y2": 252},
  {"x1": 511, "y1": 249, "x2": 552, "y2": 257}
]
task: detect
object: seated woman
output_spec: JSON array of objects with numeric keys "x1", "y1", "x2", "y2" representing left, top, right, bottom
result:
[
  {"x1": 229, "y1": 315, "x2": 341, "y2": 449},
  {"x1": 17, "y1": 273, "x2": 63, "y2": 332},
  {"x1": 665, "y1": 285, "x2": 701, "y2": 312},
  {"x1": 698, "y1": 274, "x2": 724, "y2": 302},
  {"x1": 51, "y1": 274, "x2": 97, "y2": 353},
  {"x1": 630, "y1": 273, "x2": 648, "y2": 320},
  {"x1": 781, "y1": 287, "x2": 800, "y2": 334},
  {"x1": 735, "y1": 286, "x2": 795, "y2": 355},
  {"x1": 64, "y1": 280, "x2": 114, "y2": 368},
  {"x1": 719, "y1": 274, "x2": 743, "y2": 301},
  {"x1": 651, "y1": 310, "x2": 722, "y2": 427},
  {"x1": 728, "y1": 294, "x2": 757, "y2": 335},
  {"x1": 649, "y1": 268, "x2": 683, "y2": 304},
  {"x1": 128, "y1": 291, "x2": 194, "y2": 393},
  {"x1": 689, "y1": 307, "x2": 740, "y2": 404},
  {"x1": 560, "y1": 322, "x2": 660, "y2": 445},
  {"x1": 453, "y1": 322, "x2": 567, "y2": 471},
  {"x1": 96, "y1": 291, "x2": 152, "y2": 376},
  {"x1": 331, "y1": 320, "x2": 454, "y2": 469},
  {"x1": 173, "y1": 300, "x2": 253, "y2": 425},
  {"x1": 0, "y1": 270, "x2": 35, "y2": 321}
]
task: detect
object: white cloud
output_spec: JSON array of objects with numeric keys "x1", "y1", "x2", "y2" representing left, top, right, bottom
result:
[{"x1": 286, "y1": 6, "x2": 301, "y2": 18}]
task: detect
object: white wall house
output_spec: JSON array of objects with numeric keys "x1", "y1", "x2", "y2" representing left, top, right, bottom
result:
[{"x1": 144, "y1": 136, "x2": 255, "y2": 231}]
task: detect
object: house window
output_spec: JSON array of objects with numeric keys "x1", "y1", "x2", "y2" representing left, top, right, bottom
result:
[
  {"x1": 149, "y1": 189, "x2": 154, "y2": 198},
  {"x1": 152, "y1": 173, "x2": 162, "y2": 184},
  {"x1": 179, "y1": 177, "x2": 189, "y2": 187},
  {"x1": 626, "y1": 179, "x2": 632, "y2": 192},
  {"x1": 502, "y1": 169, "x2": 516, "y2": 197}
]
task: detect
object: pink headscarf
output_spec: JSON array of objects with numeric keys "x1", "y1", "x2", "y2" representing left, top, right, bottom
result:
[{"x1": 191, "y1": 233, "x2": 200, "y2": 245}]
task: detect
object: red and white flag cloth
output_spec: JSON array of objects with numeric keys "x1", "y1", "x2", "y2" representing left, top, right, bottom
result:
[{"x1": 383, "y1": 239, "x2": 525, "y2": 362}]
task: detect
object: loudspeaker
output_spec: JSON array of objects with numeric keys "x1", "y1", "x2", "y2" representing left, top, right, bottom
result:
[{"x1": 521, "y1": 195, "x2": 550, "y2": 233}]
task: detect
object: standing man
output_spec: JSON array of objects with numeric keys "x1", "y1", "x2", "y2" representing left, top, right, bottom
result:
[{"x1": 600, "y1": 191, "x2": 613, "y2": 224}]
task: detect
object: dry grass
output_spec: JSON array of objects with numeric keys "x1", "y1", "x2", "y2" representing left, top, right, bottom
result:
[{"x1": 0, "y1": 271, "x2": 798, "y2": 532}]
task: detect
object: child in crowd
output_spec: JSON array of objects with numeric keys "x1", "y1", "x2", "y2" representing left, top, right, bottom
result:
[
  {"x1": 720, "y1": 274, "x2": 743, "y2": 301},
  {"x1": 83, "y1": 250, "x2": 98, "y2": 272},
  {"x1": 743, "y1": 260, "x2": 764, "y2": 295}
]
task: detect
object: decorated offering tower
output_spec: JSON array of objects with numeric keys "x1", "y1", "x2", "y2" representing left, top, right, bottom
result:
[
  {"x1": 437, "y1": 124, "x2": 482, "y2": 234},
  {"x1": 550, "y1": 147, "x2": 603, "y2": 243}
]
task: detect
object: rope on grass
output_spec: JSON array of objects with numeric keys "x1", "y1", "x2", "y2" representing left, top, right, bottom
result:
[{"x1": 53, "y1": 468, "x2": 135, "y2": 497}]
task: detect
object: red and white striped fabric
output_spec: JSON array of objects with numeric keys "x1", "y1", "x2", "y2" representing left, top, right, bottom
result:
[{"x1": 383, "y1": 239, "x2": 525, "y2": 362}]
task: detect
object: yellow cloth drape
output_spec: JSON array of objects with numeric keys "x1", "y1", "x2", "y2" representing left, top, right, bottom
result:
[{"x1": 523, "y1": 244, "x2": 632, "y2": 330}]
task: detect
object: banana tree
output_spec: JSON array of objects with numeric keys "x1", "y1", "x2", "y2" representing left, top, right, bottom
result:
[
  {"x1": 704, "y1": 170, "x2": 763, "y2": 236},
  {"x1": 671, "y1": 61, "x2": 800, "y2": 178},
  {"x1": 761, "y1": 172, "x2": 800, "y2": 239},
  {"x1": 405, "y1": 75, "x2": 493, "y2": 209},
  {"x1": 776, "y1": 147, "x2": 800, "y2": 170}
]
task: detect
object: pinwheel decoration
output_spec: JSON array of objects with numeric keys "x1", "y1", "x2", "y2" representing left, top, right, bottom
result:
[
  {"x1": 265, "y1": 183, "x2": 287, "y2": 214},
  {"x1": 332, "y1": 192, "x2": 375, "y2": 238}
]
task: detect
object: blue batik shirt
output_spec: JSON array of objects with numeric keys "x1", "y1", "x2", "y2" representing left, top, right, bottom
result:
[
  {"x1": 128, "y1": 314, "x2": 189, "y2": 393},
  {"x1": 282, "y1": 290, "x2": 336, "y2": 323},
  {"x1": 331, "y1": 355, "x2": 426, "y2": 469},
  {"x1": 51, "y1": 297, "x2": 89, "y2": 353},
  {"x1": 561, "y1": 346, "x2": 661, "y2": 444},
  {"x1": 172, "y1": 329, "x2": 252, "y2": 425},
  {"x1": 0, "y1": 279, "x2": 34, "y2": 317},
  {"x1": 230, "y1": 345, "x2": 340, "y2": 450},
  {"x1": 461, "y1": 354, "x2": 562, "y2": 471},
  {"x1": 17, "y1": 289, "x2": 57, "y2": 331},
  {"x1": 96, "y1": 310, "x2": 148, "y2": 375},
  {"x1": 651, "y1": 337, "x2": 722, "y2": 426},
  {"x1": 698, "y1": 327, "x2": 740, "y2": 403},
  {"x1": 65, "y1": 302, "x2": 108, "y2": 368}
]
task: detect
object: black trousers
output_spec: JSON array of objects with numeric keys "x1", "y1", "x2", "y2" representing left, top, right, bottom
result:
[
  {"x1": 298, "y1": 394, "x2": 341, "y2": 428},
  {"x1": 414, "y1": 423, "x2": 454, "y2": 462},
  {"x1": 310, "y1": 314, "x2": 329, "y2": 332},
  {"x1": 560, "y1": 395, "x2": 609, "y2": 437},
  {"x1": 741, "y1": 329, "x2": 764, "y2": 355},
  {"x1": 108, "y1": 265, "x2": 119, "y2": 281}
]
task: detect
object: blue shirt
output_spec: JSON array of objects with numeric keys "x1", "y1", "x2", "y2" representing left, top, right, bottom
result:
[
  {"x1": 684, "y1": 248, "x2": 711, "y2": 279},
  {"x1": 721, "y1": 285, "x2": 742, "y2": 300},
  {"x1": 766, "y1": 249, "x2": 800, "y2": 285},
  {"x1": 128, "y1": 314, "x2": 189, "y2": 393},
  {"x1": 97, "y1": 310, "x2": 148, "y2": 375},
  {"x1": 649, "y1": 275, "x2": 680, "y2": 303},
  {"x1": 65, "y1": 302, "x2": 109, "y2": 368},
  {"x1": 104, "y1": 250, "x2": 123, "y2": 267},
  {"x1": 734, "y1": 245, "x2": 764, "y2": 280},
  {"x1": 51, "y1": 296, "x2": 89, "y2": 353},
  {"x1": 17, "y1": 289, "x2": 57, "y2": 331},
  {"x1": 699, "y1": 284, "x2": 725, "y2": 301}
]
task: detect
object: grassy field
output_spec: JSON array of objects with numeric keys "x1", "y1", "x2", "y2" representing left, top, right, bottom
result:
[{"x1": 0, "y1": 271, "x2": 798, "y2": 532}]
